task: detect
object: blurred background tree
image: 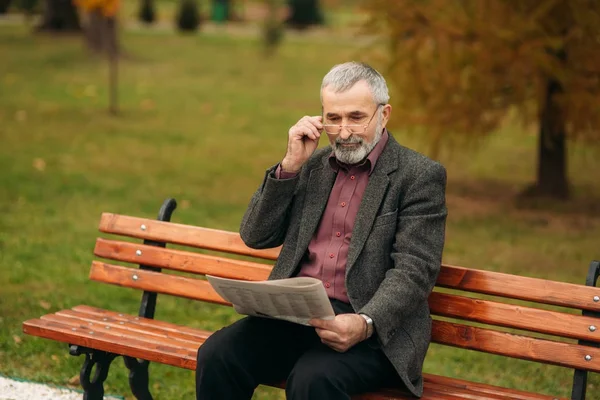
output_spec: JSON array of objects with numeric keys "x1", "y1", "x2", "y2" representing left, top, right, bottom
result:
[
  {"x1": 0, "y1": 0, "x2": 11, "y2": 13},
  {"x1": 37, "y1": 0, "x2": 80, "y2": 32},
  {"x1": 286, "y1": 0, "x2": 323, "y2": 30},
  {"x1": 75, "y1": 0, "x2": 119, "y2": 54},
  {"x1": 176, "y1": 0, "x2": 201, "y2": 32},
  {"x1": 363, "y1": 0, "x2": 600, "y2": 200},
  {"x1": 75, "y1": 0, "x2": 120, "y2": 113},
  {"x1": 138, "y1": 0, "x2": 156, "y2": 25}
]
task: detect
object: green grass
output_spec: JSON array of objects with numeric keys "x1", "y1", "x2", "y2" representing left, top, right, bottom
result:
[{"x1": 1, "y1": 19, "x2": 600, "y2": 400}]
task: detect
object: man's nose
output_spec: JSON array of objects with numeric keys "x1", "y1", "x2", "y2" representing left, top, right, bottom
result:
[{"x1": 339, "y1": 127, "x2": 352, "y2": 140}]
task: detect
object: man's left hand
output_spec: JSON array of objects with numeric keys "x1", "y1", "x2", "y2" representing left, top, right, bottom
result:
[{"x1": 309, "y1": 314, "x2": 367, "y2": 352}]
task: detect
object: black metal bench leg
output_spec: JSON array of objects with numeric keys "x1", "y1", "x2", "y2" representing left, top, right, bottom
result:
[
  {"x1": 124, "y1": 356, "x2": 153, "y2": 400},
  {"x1": 70, "y1": 346, "x2": 118, "y2": 400},
  {"x1": 571, "y1": 260, "x2": 600, "y2": 400}
]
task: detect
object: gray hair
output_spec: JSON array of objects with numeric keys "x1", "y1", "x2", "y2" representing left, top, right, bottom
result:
[{"x1": 320, "y1": 62, "x2": 390, "y2": 105}]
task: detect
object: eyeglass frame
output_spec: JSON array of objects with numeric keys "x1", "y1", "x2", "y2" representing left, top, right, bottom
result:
[{"x1": 321, "y1": 103, "x2": 385, "y2": 135}]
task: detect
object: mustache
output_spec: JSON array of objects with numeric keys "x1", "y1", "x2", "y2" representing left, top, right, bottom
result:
[{"x1": 335, "y1": 136, "x2": 363, "y2": 145}]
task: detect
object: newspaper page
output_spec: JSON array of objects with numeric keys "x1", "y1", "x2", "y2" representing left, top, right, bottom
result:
[{"x1": 206, "y1": 275, "x2": 335, "y2": 326}]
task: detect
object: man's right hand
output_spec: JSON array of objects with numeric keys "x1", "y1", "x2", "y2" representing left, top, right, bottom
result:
[{"x1": 280, "y1": 116, "x2": 323, "y2": 173}]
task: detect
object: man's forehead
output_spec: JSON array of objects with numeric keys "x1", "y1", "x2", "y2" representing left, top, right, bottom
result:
[{"x1": 322, "y1": 81, "x2": 375, "y2": 113}]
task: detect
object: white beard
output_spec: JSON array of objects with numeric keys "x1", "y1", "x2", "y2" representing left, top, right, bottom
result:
[{"x1": 332, "y1": 115, "x2": 383, "y2": 165}]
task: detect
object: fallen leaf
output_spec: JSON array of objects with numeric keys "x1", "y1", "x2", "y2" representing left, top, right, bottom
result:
[
  {"x1": 39, "y1": 300, "x2": 51, "y2": 310},
  {"x1": 13, "y1": 335, "x2": 22, "y2": 345},
  {"x1": 68, "y1": 374, "x2": 80, "y2": 385},
  {"x1": 33, "y1": 158, "x2": 46, "y2": 172},
  {"x1": 140, "y1": 99, "x2": 155, "y2": 110},
  {"x1": 51, "y1": 354, "x2": 59, "y2": 362}
]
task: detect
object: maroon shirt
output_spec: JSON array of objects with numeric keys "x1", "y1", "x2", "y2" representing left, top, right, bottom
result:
[{"x1": 276, "y1": 130, "x2": 389, "y2": 303}]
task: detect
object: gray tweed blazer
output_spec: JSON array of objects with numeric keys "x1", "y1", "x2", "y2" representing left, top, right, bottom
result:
[{"x1": 240, "y1": 133, "x2": 447, "y2": 397}]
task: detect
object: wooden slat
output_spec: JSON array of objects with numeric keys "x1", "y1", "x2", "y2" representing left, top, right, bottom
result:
[
  {"x1": 52, "y1": 309, "x2": 208, "y2": 345},
  {"x1": 422, "y1": 374, "x2": 563, "y2": 400},
  {"x1": 71, "y1": 305, "x2": 213, "y2": 340},
  {"x1": 40, "y1": 314, "x2": 200, "y2": 354},
  {"x1": 99, "y1": 213, "x2": 280, "y2": 260},
  {"x1": 94, "y1": 238, "x2": 272, "y2": 281},
  {"x1": 429, "y1": 291, "x2": 600, "y2": 343},
  {"x1": 22, "y1": 318, "x2": 198, "y2": 369},
  {"x1": 23, "y1": 314, "x2": 557, "y2": 400},
  {"x1": 23, "y1": 305, "x2": 565, "y2": 400},
  {"x1": 437, "y1": 265, "x2": 600, "y2": 312},
  {"x1": 431, "y1": 319, "x2": 600, "y2": 372},
  {"x1": 72, "y1": 305, "x2": 216, "y2": 339},
  {"x1": 99, "y1": 213, "x2": 600, "y2": 313},
  {"x1": 89, "y1": 261, "x2": 229, "y2": 305}
]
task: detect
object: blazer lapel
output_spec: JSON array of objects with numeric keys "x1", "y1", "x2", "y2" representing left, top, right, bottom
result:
[
  {"x1": 292, "y1": 157, "x2": 336, "y2": 267},
  {"x1": 346, "y1": 138, "x2": 399, "y2": 271}
]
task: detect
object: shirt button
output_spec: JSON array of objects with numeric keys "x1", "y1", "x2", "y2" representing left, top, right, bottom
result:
[
  {"x1": 341, "y1": 202, "x2": 346, "y2": 207},
  {"x1": 325, "y1": 282, "x2": 331, "y2": 288},
  {"x1": 329, "y1": 253, "x2": 335, "y2": 258},
  {"x1": 336, "y1": 232, "x2": 341, "y2": 237},
  {"x1": 350, "y1": 176, "x2": 355, "y2": 180}
]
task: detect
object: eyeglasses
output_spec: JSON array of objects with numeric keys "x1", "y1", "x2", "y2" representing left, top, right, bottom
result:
[{"x1": 322, "y1": 104, "x2": 383, "y2": 135}]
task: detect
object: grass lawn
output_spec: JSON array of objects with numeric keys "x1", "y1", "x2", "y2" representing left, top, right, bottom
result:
[{"x1": 1, "y1": 14, "x2": 600, "y2": 400}]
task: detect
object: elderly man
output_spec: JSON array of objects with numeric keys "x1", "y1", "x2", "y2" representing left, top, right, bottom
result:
[{"x1": 196, "y1": 62, "x2": 447, "y2": 399}]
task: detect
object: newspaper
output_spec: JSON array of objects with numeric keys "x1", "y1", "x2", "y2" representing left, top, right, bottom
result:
[{"x1": 206, "y1": 275, "x2": 335, "y2": 326}]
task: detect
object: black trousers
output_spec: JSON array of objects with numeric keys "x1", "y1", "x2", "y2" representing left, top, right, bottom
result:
[{"x1": 195, "y1": 300, "x2": 400, "y2": 399}]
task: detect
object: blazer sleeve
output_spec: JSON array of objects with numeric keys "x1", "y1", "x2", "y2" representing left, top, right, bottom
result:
[
  {"x1": 239, "y1": 164, "x2": 299, "y2": 249},
  {"x1": 359, "y1": 162, "x2": 447, "y2": 345}
]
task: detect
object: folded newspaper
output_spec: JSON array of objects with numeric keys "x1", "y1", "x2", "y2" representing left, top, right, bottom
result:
[{"x1": 206, "y1": 275, "x2": 335, "y2": 326}]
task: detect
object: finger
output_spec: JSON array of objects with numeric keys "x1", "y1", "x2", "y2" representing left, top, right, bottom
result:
[
  {"x1": 315, "y1": 328, "x2": 341, "y2": 343},
  {"x1": 309, "y1": 318, "x2": 332, "y2": 329},
  {"x1": 297, "y1": 122, "x2": 321, "y2": 139},
  {"x1": 290, "y1": 124, "x2": 318, "y2": 141},
  {"x1": 305, "y1": 116, "x2": 323, "y2": 129},
  {"x1": 322, "y1": 339, "x2": 346, "y2": 353}
]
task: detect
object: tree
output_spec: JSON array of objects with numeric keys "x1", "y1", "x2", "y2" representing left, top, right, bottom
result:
[
  {"x1": 362, "y1": 0, "x2": 600, "y2": 199},
  {"x1": 37, "y1": 0, "x2": 81, "y2": 32},
  {"x1": 75, "y1": 0, "x2": 120, "y2": 113},
  {"x1": 286, "y1": 0, "x2": 323, "y2": 30},
  {"x1": 176, "y1": 0, "x2": 201, "y2": 32},
  {"x1": 0, "y1": 0, "x2": 12, "y2": 14},
  {"x1": 138, "y1": 0, "x2": 155, "y2": 24}
]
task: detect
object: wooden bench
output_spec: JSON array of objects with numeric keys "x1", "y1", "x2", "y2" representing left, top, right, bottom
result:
[{"x1": 22, "y1": 198, "x2": 600, "y2": 400}]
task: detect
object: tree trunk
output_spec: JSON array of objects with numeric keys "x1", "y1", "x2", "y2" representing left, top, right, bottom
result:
[
  {"x1": 533, "y1": 76, "x2": 569, "y2": 199},
  {"x1": 84, "y1": 10, "x2": 118, "y2": 55},
  {"x1": 286, "y1": 0, "x2": 323, "y2": 30},
  {"x1": 37, "y1": 0, "x2": 81, "y2": 32},
  {"x1": 0, "y1": 0, "x2": 12, "y2": 14}
]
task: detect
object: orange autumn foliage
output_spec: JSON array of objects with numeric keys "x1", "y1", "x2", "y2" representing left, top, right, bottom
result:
[{"x1": 74, "y1": 0, "x2": 119, "y2": 17}]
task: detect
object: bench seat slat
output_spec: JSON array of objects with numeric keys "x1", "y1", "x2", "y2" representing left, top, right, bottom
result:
[
  {"x1": 24, "y1": 309, "x2": 563, "y2": 400},
  {"x1": 40, "y1": 314, "x2": 201, "y2": 354},
  {"x1": 422, "y1": 374, "x2": 563, "y2": 400},
  {"x1": 94, "y1": 238, "x2": 271, "y2": 281},
  {"x1": 53, "y1": 309, "x2": 209, "y2": 345},
  {"x1": 99, "y1": 213, "x2": 280, "y2": 260},
  {"x1": 429, "y1": 292, "x2": 600, "y2": 343},
  {"x1": 89, "y1": 261, "x2": 228, "y2": 305},
  {"x1": 72, "y1": 305, "x2": 214, "y2": 339},
  {"x1": 437, "y1": 265, "x2": 600, "y2": 312},
  {"x1": 22, "y1": 318, "x2": 198, "y2": 369},
  {"x1": 432, "y1": 320, "x2": 600, "y2": 372}
]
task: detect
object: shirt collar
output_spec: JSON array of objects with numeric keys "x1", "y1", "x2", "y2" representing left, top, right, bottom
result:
[{"x1": 328, "y1": 129, "x2": 389, "y2": 175}]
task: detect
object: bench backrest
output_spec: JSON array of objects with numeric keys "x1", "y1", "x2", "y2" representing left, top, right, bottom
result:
[{"x1": 93, "y1": 212, "x2": 600, "y2": 381}]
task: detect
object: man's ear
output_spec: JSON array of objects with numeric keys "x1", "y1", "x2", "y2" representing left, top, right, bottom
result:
[{"x1": 381, "y1": 104, "x2": 392, "y2": 128}]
